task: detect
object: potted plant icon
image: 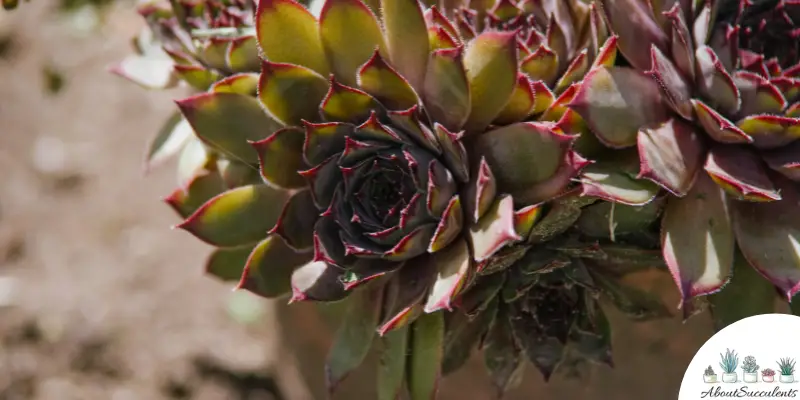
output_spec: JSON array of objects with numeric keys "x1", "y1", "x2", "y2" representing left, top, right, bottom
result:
[
  {"x1": 704, "y1": 366, "x2": 719, "y2": 383},
  {"x1": 763, "y1": 368, "x2": 776, "y2": 383},
  {"x1": 720, "y1": 349, "x2": 739, "y2": 383},
  {"x1": 743, "y1": 356, "x2": 759, "y2": 383},
  {"x1": 778, "y1": 358, "x2": 796, "y2": 383}
]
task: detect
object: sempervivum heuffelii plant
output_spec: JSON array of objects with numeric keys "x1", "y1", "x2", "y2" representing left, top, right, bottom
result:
[
  {"x1": 569, "y1": 0, "x2": 800, "y2": 318},
  {"x1": 147, "y1": 0, "x2": 675, "y2": 395}
]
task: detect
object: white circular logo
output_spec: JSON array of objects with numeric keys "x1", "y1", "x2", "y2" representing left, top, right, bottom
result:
[{"x1": 680, "y1": 314, "x2": 800, "y2": 399}]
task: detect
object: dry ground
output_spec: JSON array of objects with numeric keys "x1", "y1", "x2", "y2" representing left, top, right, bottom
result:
[{"x1": 0, "y1": 2, "x2": 715, "y2": 399}]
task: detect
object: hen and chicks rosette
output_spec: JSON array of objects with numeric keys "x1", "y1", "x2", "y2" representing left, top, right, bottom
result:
[{"x1": 579, "y1": 0, "x2": 800, "y2": 324}]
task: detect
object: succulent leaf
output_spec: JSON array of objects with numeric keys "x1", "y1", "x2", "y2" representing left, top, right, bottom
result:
[
  {"x1": 637, "y1": 118, "x2": 705, "y2": 196},
  {"x1": 377, "y1": 326, "x2": 409, "y2": 400},
  {"x1": 423, "y1": 47, "x2": 471, "y2": 131},
  {"x1": 176, "y1": 184, "x2": 289, "y2": 247},
  {"x1": 407, "y1": 312, "x2": 445, "y2": 400},
  {"x1": 463, "y1": 31, "x2": 519, "y2": 132},
  {"x1": 661, "y1": 173, "x2": 734, "y2": 308},
  {"x1": 326, "y1": 282, "x2": 384, "y2": 392},
  {"x1": 237, "y1": 235, "x2": 312, "y2": 298},
  {"x1": 732, "y1": 176, "x2": 800, "y2": 301},
  {"x1": 319, "y1": 0, "x2": 387, "y2": 86},
  {"x1": 259, "y1": 61, "x2": 330, "y2": 125},
  {"x1": 256, "y1": 0, "x2": 330, "y2": 75},
  {"x1": 251, "y1": 127, "x2": 309, "y2": 189},
  {"x1": 381, "y1": 0, "x2": 429, "y2": 90},
  {"x1": 177, "y1": 92, "x2": 282, "y2": 164},
  {"x1": 569, "y1": 66, "x2": 668, "y2": 148}
]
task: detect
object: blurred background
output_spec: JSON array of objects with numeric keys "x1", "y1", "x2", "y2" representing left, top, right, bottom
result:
[{"x1": 0, "y1": 1, "x2": 717, "y2": 399}]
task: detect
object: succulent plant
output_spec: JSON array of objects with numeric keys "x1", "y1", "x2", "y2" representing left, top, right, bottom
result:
[
  {"x1": 720, "y1": 348, "x2": 739, "y2": 373},
  {"x1": 763, "y1": 368, "x2": 776, "y2": 377},
  {"x1": 779, "y1": 357, "x2": 796, "y2": 375},
  {"x1": 112, "y1": 0, "x2": 260, "y2": 93},
  {"x1": 705, "y1": 365, "x2": 716, "y2": 376},
  {"x1": 743, "y1": 355, "x2": 759, "y2": 373},
  {"x1": 582, "y1": 0, "x2": 800, "y2": 317},
  {"x1": 109, "y1": 0, "x2": 799, "y2": 396}
]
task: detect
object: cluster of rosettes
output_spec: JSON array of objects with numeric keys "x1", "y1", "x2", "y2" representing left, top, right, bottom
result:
[{"x1": 113, "y1": 0, "x2": 800, "y2": 396}]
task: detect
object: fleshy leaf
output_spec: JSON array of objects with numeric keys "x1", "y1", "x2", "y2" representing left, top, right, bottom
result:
[
  {"x1": 530, "y1": 80, "x2": 554, "y2": 115},
  {"x1": 463, "y1": 157, "x2": 497, "y2": 224},
  {"x1": 708, "y1": 249, "x2": 777, "y2": 331},
  {"x1": 554, "y1": 50, "x2": 589, "y2": 95},
  {"x1": 520, "y1": 45, "x2": 559, "y2": 86},
  {"x1": 321, "y1": 78, "x2": 381, "y2": 123},
  {"x1": 256, "y1": 0, "x2": 329, "y2": 75},
  {"x1": 665, "y1": 3, "x2": 694, "y2": 81},
  {"x1": 646, "y1": 45, "x2": 693, "y2": 120},
  {"x1": 463, "y1": 31, "x2": 518, "y2": 133},
  {"x1": 326, "y1": 282, "x2": 383, "y2": 393},
  {"x1": 735, "y1": 72, "x2": 788, "y2": 115},
  {"x1": 637, "y1": 118, "x2": 705, "y2": 196},
  {"x1": 227, "y1": 36, "x2": 261, "y2": 73},
  {"x1": 433, "y1": 123, "x2": 470, "y2": 183},
  {"x1": 736, "y1": 115, "x2": 800, "y2": 150},
  {"x1": 378, "y1": 261, "x2": 435, "y2": 335},
  {"x1": 303, "y1": 121, "x2": 354, "y2": 165},
  {"x1": 319, "y1": 0, "x2": 387, "y2": 86},
  {"x1": 428, "y1": 196, "x2": 464, "y2": 253},
  {"x1": 704, "y1": 146, "x2": 782, "y2": 202},
  {"x1": 407, "y1": 312, "x2": 444, "y2": 400},
  {"x1": 165, "y1": 169, "x2": 226, "y2": 219},
  {"x1": 577, "y1": 198, "x2": 664, "y2": 239},
  {"x1": 763, "y1": 141, "x2": 800, "y2": 181},
  {"x1": 144, "y1": 112, "x2": 193, "y2": 172},
  {"x1": 426, "y1": 236, "x2": 472, "y2": 310},
  {"x1": 211, "y1": 73, "x2": 260, "y2": 95},
  {"x1": 236, "y1": 235, "x2": 311, "y2": 298},
  {"x1": 381, "y1": 0, "x2": 429, "y2": 90},
  {"x1": 358, "y1": 50, "x2": 419, "y2": 110},
  {"x1": 495, "y1": 73, "x2": 536, "y2": 125},
  {"x1": 471, "y1": 122, "x2": 575, "y2": 203},
  {"x1": 568, "y1": 66, "x2": 668, "y2": 148},
  {"x1": 259, "y1": 61, "x2": 330, "y2": 125},
  {"x1": 174, "y1": 65, "x2": 221, "y2": 90},
  {"x1": 469, "y1": 195, "x2": 523, "y2": 262},
  {"x1": 176, "y1": 92, "x2": 282, "y2": 164},
  {"x1": 251, "y1": 127, "x2": 309, "y2": 189},
  {"x1": 290, "y1": 260, "x2": 347, "y2": 302},
  {"x1": 695, "y1": 45, "x2": 740, "y2": 116},
  {"x1": 692, "y1": 99, "x2": 752, "y2": 144},
  {"x1": 661, "y1": 173, "x2": 734, "y2": 309},
  {"x1": 205, "y1": 245, "x2": 254, "y2": 282},
  {"x1": 581, "y1": 162, "x2": 660, "y2": 205},
  {"x1": 269, "y1": 190, "x2": 318, "y2": 251},
  {"x1": 176, "y1": 184, "x2": 289, "y2": 247},
  {"x1": 599, "y1": 0, "x2": 668, "y2": 71},
  {"x1": 732, "y1": 176, "x2": 800, "y2": 301},
  {"x1": 590, "y1": 35, "x2": 618, "y2": 69},
  {"x1": 377, "y1": 326, "x2": 408, "y2": 400},
  {"x1": 423, "y1": 47, "x2": 471, "y2": 131},
  {"x1": 426, "y1": 160, "x2": 457, "y2": 218},
  {"x1": 514, "y1": 204, "x2": 544, "y2": 238},
  {"x1": 177, "y1": 138, "x2": 212, "y2": 189}
]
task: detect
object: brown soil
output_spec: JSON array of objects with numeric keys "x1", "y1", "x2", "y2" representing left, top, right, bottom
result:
[{"x1": 0, "y1": 2, "x2": 714, "y2": 399}]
